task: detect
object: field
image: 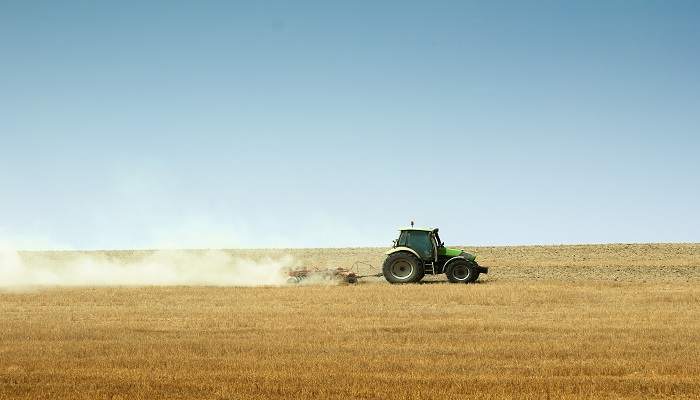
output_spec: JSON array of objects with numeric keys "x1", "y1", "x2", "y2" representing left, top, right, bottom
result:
[{"x1": 2, "y1": 244, "x2": 700, "y2": 399}]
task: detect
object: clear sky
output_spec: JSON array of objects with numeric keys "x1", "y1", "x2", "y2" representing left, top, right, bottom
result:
[{"x1": 1, "y1": 1, "x2": 698, "y2": 250}]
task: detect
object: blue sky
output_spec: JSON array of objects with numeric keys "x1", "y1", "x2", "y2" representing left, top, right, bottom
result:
[{"x1": 1, "y1": 1, "x2": 698, "y2": 249}]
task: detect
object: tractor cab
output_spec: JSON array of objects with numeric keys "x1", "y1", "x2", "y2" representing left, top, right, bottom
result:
[{"x1": 393, "y1": 227, "x2": 441, "y2": 262}]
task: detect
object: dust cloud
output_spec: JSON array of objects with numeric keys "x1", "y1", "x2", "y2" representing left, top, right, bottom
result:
[{"x1": 0, "y1": 244, "x2": 292, "y2": 288}]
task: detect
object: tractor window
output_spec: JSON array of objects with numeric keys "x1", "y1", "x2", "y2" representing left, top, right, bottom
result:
[
  {"x1": 408, "y1": 230, "x2": 434, "y2": 260},
  {"x1": 397, "y1": 231, "x2": 408, "y2": 247}
]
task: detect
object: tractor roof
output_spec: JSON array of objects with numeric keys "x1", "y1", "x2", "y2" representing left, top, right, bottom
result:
[{"x1": 399, "y1": 227, "x2": 439, "y2": 233}]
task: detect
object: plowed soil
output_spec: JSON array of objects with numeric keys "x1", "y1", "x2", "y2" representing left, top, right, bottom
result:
[{"x1": 19, "y1": 242, "x2": 700, "y2": 284}]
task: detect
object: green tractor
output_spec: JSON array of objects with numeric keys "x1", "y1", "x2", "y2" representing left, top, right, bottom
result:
[{"x1": 383, "y1": 225, "x2": 488, "y2": 284}]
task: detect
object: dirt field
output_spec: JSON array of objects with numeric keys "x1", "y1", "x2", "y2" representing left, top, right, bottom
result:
[
  {"x1": 17, "y1": 242, "x2": 700, "y2": 283},
  {"x1": 2, "y1": 244, "x2": 700, "y2": 399}
]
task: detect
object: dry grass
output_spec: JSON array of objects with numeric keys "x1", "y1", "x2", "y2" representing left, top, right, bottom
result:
[{"x1": 3, "y1": 244, "x2": 700, "y2": 399}]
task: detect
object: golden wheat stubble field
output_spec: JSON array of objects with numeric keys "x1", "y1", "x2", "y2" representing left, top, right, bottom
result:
[{"x1": 2, "y1": 244, "x2": 700, "y2": 399}]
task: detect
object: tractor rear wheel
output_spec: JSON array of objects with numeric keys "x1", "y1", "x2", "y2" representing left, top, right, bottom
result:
[
  {"x1": 383, "y1": 252, "x2": 424, "y2": 284},
  {"x1": 445, "y1": 260, "x2": 478, "y2": 283}
]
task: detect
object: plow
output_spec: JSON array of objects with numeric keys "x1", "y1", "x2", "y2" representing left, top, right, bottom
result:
[{"x1": 286, "y1": 262, "x2": 382, "y2": 285}]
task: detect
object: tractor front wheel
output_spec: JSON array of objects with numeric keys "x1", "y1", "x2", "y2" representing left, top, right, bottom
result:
[
  {"x1": 383, "y1": 252, "x2": 424, "y2": 284},
  {"x1": 445, "y1": 260, "x2": 479, "y2": 283}
]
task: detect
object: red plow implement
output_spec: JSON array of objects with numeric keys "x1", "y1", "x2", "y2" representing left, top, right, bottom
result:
[{"x1": 286, "y1": 262, "x2": 380, "y2": 285}]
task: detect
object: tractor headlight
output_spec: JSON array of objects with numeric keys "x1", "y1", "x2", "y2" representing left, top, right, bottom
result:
[{"x1": 460, "y1": 250, "x2": 476, "y2": 262}]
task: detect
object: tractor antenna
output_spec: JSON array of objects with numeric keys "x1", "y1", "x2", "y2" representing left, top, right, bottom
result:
[{"x1": 410, "y1": 220, "x2": 414, "y2": 227}]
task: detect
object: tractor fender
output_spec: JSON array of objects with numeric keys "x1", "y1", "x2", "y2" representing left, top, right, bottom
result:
[
  {"x1": 443, "y1": 256, "x2": 471, "y2": 270},
  {"x1": 385, "y1": 247, "x2": 422, "y2": 261}
]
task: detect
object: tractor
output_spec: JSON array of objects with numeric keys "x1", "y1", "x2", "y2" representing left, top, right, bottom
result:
[{"x1": 383, "y1": 225, "x2": 488, "y2": 284}]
